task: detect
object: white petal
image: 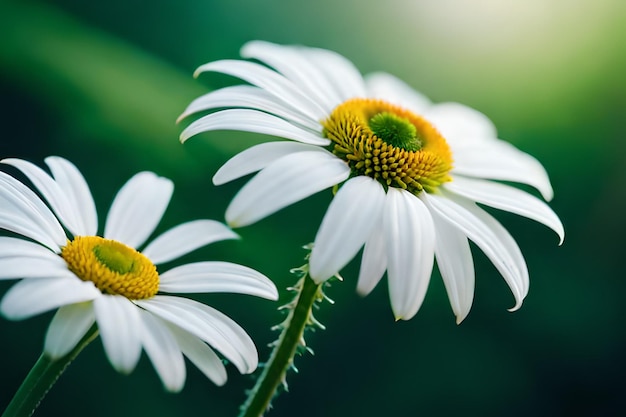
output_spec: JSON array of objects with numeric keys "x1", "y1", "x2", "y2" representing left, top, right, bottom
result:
[
  {"x1": 445, "y1": 176, "x2": 564, "y2": 244},
  {"x1": 142, "y1": 220, "x2": 239, "y2": 265},
  {"x1": 93, "y1": 295, "x2": 143, "y2": 374},
  {"x1": 309, "y1": 177, "x2": 385, "y2": 282},
  {"x1": 139, "y1": 310, "x2": 186, "y2": 392},
  {"x1": 357, "y1": 215, "x2": 388, "y2": 296},
  {"x1": 452, "y1": 139, "x2": 554, "y2": 201},
  {"x1": 136, "y1": 296, "x2": 257, "y2": 374},
  {"x1": 226, "y1": 150, "x2": 350, "y2": 227},
  {"x1": 0, "y1": 258, "x2": 72, "y2": 281},
  {"x1": 302, "y1": 46, "x2": 367, "y2": 100},
  {"x1": 384, "y1": 189, "x2": 436, "y2": 320},
  {"x1": 44, "y1": 303, "x2": 96, "y2": 359},
  {"x1": 1, "y1": 158, "x2": 83, "y2": 236},
  {"x1": 0, "y1": 277, "x2": 100, "y2": 320},
  {"x1": 0, "y1": 237, "x2": 70, "y2": 279},
  {"x1": 241, "y1": 41, "x2": 341, "y2": 112},
  {"x1": 104, "y1": 172, "x2": 173, "y2": 248},
  {"x1": 180, "y1": 109, "x2": 328, "y2": 146},
  {"x1": 45, "y1": 156, "x2": 98, "y2": 236},
  {"x1": 422, "y1": 102, "x2": 498, "y2": 143},
  {"x1": 0, "y1": 172, "x2": 66, "y2": 251},
  {"x1": 365, "y1": 72, "x2": 431, "y2": 113},
  {"x1": 193, "y1": 60, "x2": 327, "y2": 120},
  {"x1": 165, "y1": 323, "x2": 227, "y2": 386},
  {"x1": 422, "y1": 192, "x2": 529, "y2": 311},
  {"x1": 213, "y1": 141, "x2": 321, "y2": 186},
  {"x1": 430, "y1": 212, "x2": 475, "y2": 324},
  {"x1": 177, "y1": 85, "x2": 322, "y2": 132},
  {"x1": 159, "y1": 262, "x2": 278, "y2": 300}
]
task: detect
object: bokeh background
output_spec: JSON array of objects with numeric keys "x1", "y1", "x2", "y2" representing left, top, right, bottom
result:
[{"x1": 1, "y1": 0, "x2": 625, "y2": 416}]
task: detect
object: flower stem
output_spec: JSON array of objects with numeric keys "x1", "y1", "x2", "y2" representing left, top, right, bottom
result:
[
  {"x1": 238, "y1": 271, "x2": 324, "y2": 417},
  {"x1": 2, "y1": 325, "x2": 99, "y2": 417}
]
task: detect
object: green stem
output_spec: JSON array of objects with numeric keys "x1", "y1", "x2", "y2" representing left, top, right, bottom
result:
[
  {"x1": 238, "y1": 273, "x2": 323, "y2": 417},
  {"x1": 2, "y1": 325, "x2": 99, "y2": 417}
]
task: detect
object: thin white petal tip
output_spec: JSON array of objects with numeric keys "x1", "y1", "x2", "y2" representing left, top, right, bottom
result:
[
  {"x1": 355, "y1": 288, "x2": 369, "y2": 297},
  {"x1": 393, "y1": 309, "x2": 414, "y2": 321},
  {"x1": 269, "y1": 282, "x2": 280, "y2": 300},
  {"x1": 507, "y1": 301, "x2": 524, "y2": 313},
  {"x1": 212, "y1": 174, "x2": 226, "y2": 186},
  {"x1": 214, "y1": 377, "x2": 227, "y2": 387},
  {"x1": 113, "y1": 364, "x2": 135, "y2": 375},
  {"x1": 165, "y1": 382, "x2": 185, "y2": 393},
  {"x1": 553, "y1": 220, "x2": 565, "y2": 246},
  {"x1": 394, "y1": 310, "x2": 418, "y2": 321},
  {"x1": 225, "y1": 218, "x2": 242, "y2": 229}
]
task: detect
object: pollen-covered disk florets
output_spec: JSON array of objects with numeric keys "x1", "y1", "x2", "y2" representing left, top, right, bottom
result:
[
  {"x1": 323, "y1": 98, "x2": 453, "y2": 194},
  {"x1": 62, "y1": 236, "x2": 159, "y2": 300}
]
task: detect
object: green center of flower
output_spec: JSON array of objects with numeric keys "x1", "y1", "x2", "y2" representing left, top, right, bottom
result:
[
  {"x1": 93, "y1": 243, "x2": 135, "y2": 274},
  {"x1": 61, "y1": 236, "x2": 159, "y2": 299},
  {"x1": 369, "y1": 112, "x2": 422, "y2": 152},
  {"x1": 322, "y1": 98, "x2": 453, "y2": 194}
]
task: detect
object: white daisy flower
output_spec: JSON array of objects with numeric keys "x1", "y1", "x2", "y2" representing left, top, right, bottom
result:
[
  {"x1": 0, "y1": 156, "x2": 278, "y2": 392},
  {"x1": 178, "y1": 41, "x2": 564, "y2": 323}
]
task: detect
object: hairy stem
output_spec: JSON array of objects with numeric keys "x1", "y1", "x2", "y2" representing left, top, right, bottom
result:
[{"x1": 238, "y1": 270, "x2": 325, "y2": 417}]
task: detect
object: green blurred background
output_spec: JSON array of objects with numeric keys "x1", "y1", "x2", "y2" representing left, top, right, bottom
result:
[{"x1": 1, "y1": 0, "x2": 625, "y2": 416}]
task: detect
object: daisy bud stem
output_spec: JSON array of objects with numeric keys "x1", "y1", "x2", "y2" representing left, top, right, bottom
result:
[
  {"x1": 2, "y1": 325, "x2": 99, "y2": 417},
  {"x1": 238, "y1": 266, "x2": 324, "y2": 417}
]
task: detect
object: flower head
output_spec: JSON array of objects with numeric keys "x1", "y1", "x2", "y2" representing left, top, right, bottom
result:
[
  {"x1": 178, "y1": 41, "x2": 564, "y2": 323},
  {"x1": 0, "y1": 156, "x2": 278, "y2": 391}
]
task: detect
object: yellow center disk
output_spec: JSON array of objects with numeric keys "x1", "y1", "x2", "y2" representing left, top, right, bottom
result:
[
  {"x1": 322, "y1": 98, "x2": 454, "y2": 194},
  {"x1": 62, "y1": 236, "x2": 159, "y2": 299}
]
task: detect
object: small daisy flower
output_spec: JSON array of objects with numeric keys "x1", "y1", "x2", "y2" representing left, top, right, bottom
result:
[
  {"x1": 178, "y1": 41, "x2": 564, "y2": 323},
  {"x1": 0, "y1": 156, "x2": 278, "y2": 391}
]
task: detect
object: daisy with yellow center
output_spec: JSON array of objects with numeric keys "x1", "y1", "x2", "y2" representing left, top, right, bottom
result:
[
  {"x1": 178, "y1": 41, "x2": 564, "y2": 323},
  {"x1": 0, "y1": 156, "x2": 278, "y2": 392}
]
